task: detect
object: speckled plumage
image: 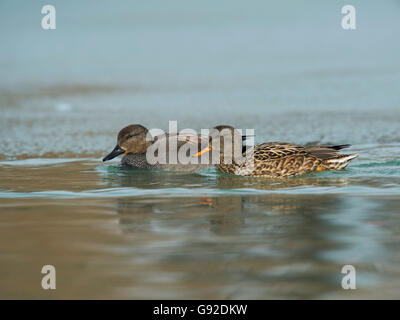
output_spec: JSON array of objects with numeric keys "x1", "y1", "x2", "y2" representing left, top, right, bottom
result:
[{"x1": 217, "y1": 142, "x2": 359, "y2": 178}]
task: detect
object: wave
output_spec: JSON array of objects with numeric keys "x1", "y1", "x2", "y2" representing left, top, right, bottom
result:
[
  {"x1": 0, "y1": 185, "x2": 399, "y2": 199},
  {"x1": 0, "y1": 158, "x2": 97, "y2": 166},
  {"x1": 353, "y1": 160, "x2": 400, "y2": 168}
]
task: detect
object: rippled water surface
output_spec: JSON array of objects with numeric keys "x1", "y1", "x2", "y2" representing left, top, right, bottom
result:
[{"x1": 1, "y1": 0, "x2": 400, "y2": 299}]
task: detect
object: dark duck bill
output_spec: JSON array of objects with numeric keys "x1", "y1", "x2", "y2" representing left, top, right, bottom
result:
[{"x1": 103, "y1": 145, "x2": 126, "y2": 161}]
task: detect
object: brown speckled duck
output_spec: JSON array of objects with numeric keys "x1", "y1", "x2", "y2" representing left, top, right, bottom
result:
[{"x1": 207, "y1": 126, "x2": 359, "y2": 178}]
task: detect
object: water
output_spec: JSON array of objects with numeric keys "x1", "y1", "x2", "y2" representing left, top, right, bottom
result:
[{"x1": 0, "y1": 0, "x2": 400, "y2": 299}]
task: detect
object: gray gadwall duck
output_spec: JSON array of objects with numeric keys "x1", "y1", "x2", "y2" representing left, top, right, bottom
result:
[
  {"x1": 205, "y1": 126, "x2": 359, "y2": 178},
  {"x1": 103, "y1": 124, "x2": 212, "y2": 173}
]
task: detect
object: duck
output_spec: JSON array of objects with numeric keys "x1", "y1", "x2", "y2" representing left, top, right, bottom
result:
[
  {"x1": 213, "y1": 125, "x2": 252, "y2": 154},
  {"x1": 102, "y1": 124, "x2": 215, "y2": 172},
  {"x1": 203, "y1": 126, "x2": 359, "y2": 178}
]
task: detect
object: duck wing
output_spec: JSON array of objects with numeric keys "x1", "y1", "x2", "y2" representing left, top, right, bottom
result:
[
  {"x1": 303, "y1": 144, "x2": 351, "y2": 160},
  {"x1": 250, "y1": 142, "x2": 306, "y2": 160},
  {"x1": 250, "y1": 143, "x2": 352, "y2": 161}
]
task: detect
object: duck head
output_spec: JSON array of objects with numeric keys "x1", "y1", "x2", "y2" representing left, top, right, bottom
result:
[
  {"x1": 194, "y1": 125, "x2": 245, "y2": 164},
  {"x1": 212, "y1": 125, "x2": 243, "y2": 157},
  {"x1": 103, "y1": 124, "x2": 153, "y2": 161}
]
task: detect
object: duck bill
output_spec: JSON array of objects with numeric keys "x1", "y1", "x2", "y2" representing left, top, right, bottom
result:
[
  {"x1": 241, "y1": 135, "x2": 254, "y2": 142},
  {"x1": 194, "y1": 146, "x2": 212, "y2": 157},
  {"x1": 103, "y1": 145, "x2": 126, "y2": 161}
]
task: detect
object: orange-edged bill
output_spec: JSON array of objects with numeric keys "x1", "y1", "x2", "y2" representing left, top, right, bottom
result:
[{"x1": 194, "y1": 147, "x2": 212, "y2": 157}]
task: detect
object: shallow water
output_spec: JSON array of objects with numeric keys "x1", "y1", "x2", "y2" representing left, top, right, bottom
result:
[
  {"x1": 1, "y1": 0, "x2": 400, "y2": 299},
  {"x1": 1, "y1": 157, "x2": 400, "y2": 299}
]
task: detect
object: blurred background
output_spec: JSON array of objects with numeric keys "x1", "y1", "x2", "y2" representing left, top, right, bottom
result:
[{"x1": 0, "y1": 0, "x2": 399, "y2": 158}]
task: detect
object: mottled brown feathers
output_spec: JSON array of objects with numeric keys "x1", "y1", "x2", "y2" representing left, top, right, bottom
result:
[{"x1": 217, "y1": 142, "x2": 358, "y2": 178}]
